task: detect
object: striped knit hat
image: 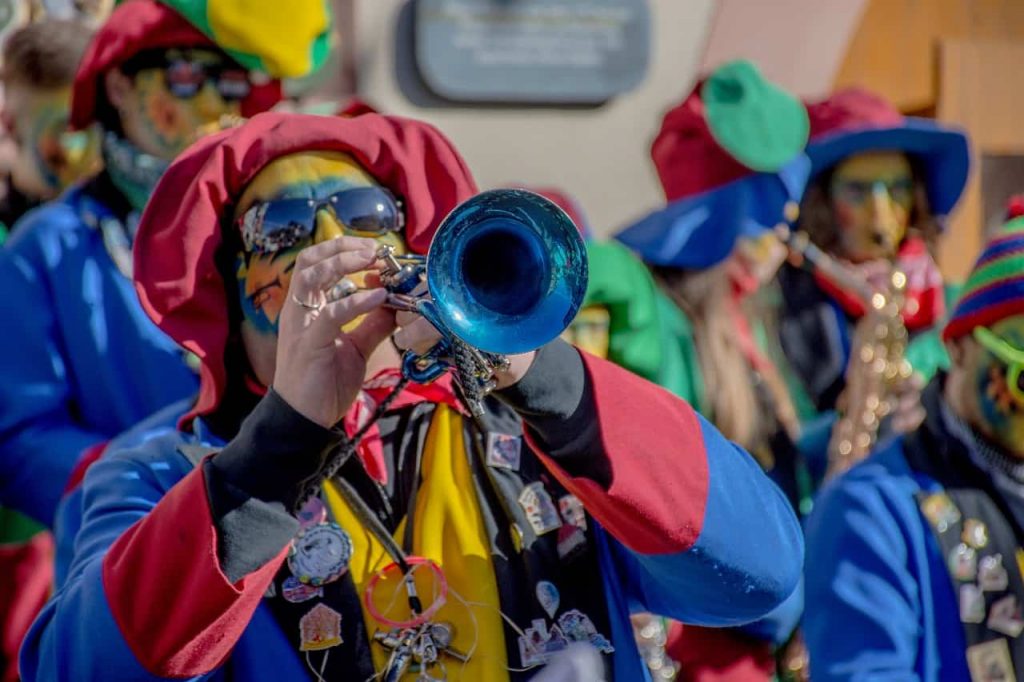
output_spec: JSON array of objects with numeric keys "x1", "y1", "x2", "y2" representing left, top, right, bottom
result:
[{"x1": 943, "y1": 217, "x2": 1024, "y2": 340}]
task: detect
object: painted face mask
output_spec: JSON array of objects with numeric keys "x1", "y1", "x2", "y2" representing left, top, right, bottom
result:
[
  {"x1": 830, "y1": 151, "x2": 914, "y2": 263},
  {"x1": 6, "y1": 86, "x2": 100, "y2": 198},
  {"x1": 562, "y1": 305, "x2": 611, "y2": 359},
  {"x1": 971, "y1": 316, "x2": 1024, "y2": 454},
  {"x1": 234, "y1": 151, "x2": 407, "y2": 336},
  {"x1": 119, "y1": 47, "x2": 249, "y2": 160}
]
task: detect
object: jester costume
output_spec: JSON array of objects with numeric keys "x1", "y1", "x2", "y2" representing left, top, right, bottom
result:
[
  {"x1": 777, "y1": 88, "x2": 970, "y2": 462},
  {"x1": 805, "y1": 219, "x2": 1024, "y2": 680},
  {"x1": 575, "y1": 61, "x2": 811, "y2": 679},
  {"x1": 0, "y1": 2, "x2": 292, "y2": 677},
  {"x1": 22, "y1": 112, "x2": 803, "y2": 681}
]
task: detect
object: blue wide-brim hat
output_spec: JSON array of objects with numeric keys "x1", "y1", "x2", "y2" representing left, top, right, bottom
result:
[
  {"x1": 615, "y1": 154, "x2": 810, "y2": 269},
  {"x1": 805, "y1": 88, "x2": 970, "y2": 217}
]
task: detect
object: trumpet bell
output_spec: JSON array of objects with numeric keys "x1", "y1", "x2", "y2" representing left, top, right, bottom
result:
[{"x1": 426, "y1": 189, "x2": 588, "y2": 355}]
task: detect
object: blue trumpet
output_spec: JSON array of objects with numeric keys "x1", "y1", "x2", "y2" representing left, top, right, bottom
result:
[{"x1": 380, "y1": 189, "x2": 588, "y2": 408}]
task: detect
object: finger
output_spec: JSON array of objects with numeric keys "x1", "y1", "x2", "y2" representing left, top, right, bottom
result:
[
  {"x1": 293, "y1": 249, "x2": 379, "y2": 300},
  {"x1": 310, "y1": 288, "x2": 389, "y2": 342},
  {"x1": 346, "y1": 308, "x2": 397, "y2": 362},
  {"x1": 393, "y1": 316, "x2": 443, "y2": 356},
  {"x1": 293, "y1": 235, "x2": 380, "y2": 272}
]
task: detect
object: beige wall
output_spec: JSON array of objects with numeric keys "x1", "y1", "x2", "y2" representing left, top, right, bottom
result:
[{"x1": 354, "y1": 0, "x2": 717, "y2": 238}]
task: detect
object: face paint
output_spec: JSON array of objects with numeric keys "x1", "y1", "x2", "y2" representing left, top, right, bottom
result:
[
  {"x1": 970, "y1": 316, "x2": 1024, "y2": 457},
  {"x1": 562, "y1": 305, "x2": 610, "y2": 358},
  {"x1": 5, "y1": 86, "x2": 100, "y2": 198},
  {"x1": 735, "y1": 230, "x2": 788, "y2": 286},
  {"x1": 124, "y1": 49, "x2": 243, "y2": 160},
  {"x1": 830, "y1": 151, "x2": 914, "y2": 263},
  {"x1": 234, "y1": 151, "x2": 407, "y2": 339}
]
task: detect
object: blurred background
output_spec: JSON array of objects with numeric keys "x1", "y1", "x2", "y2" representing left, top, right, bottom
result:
[
  {"x1": 4, "y1": 0, "x2": 1024, "y2": 279},
  {"x1": 320, "y1": 0, "x2": 1024, "y2": 283}
]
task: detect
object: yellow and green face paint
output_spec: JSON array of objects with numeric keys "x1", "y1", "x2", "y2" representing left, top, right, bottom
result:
[
  {"x1": 972, "y1": 317, "x2": 1024, "y2": 454},
  {"x1": 234, "y1": 151, "x2": 406, "y2": 336},
  {"x1": 830, "y1": 151, "x2": 914, "y2": 263}
]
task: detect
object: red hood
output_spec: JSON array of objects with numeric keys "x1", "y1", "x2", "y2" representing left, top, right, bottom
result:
[
  {"x1": 71, "y1": 0, "x2": 282, "y2": 130},
  {"x1": 133, "y1": 111, "x2": 479, "y2": 423}
]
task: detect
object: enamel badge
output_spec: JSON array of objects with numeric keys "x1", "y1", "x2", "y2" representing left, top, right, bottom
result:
[
  {"x1": 967, "y1": 639, "x2": 1016, "y2": 682},
  {"x1": 988, "y1": 594, "x2": 1024, "y2": 638},
  {"x1": 289, "y1": 522, "x2": 353, "y2": 586},
  {"x1": 949, "y1": 543, "x2": 978, "y2": 582},
  {"x1": 296, "y1": 496, "x2": 328, "y2": 529},
  {"x1": 920, "y1": 492, "x2": 961, "y2": 533},
  {"x1": 559, "y1": 495, "x2": 587, "y2": 531},
  {"x1": 519, "y1": 483, "x2": 561, "y2": 536},
  {"x1": 960, "y1": 584, "x2": 986, "y2": 624},
  {"x1": 282, "y1": 575, "x2": 324, "y2": 603},
  {"x1": 979, "y1": 554, "x2": 1010, "y2": 592},
  {"x1": 486, "y1": 432, "x2": 522, "y2": 470},
  {"x1": 299, "y1": 603, "x2": 343, "y2": 651},
  {"x1": 518, "y1": 619, "x2": 570, "y2": 667}
]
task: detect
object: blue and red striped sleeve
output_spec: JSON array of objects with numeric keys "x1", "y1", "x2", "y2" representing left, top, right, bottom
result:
[
  {"x1": 506, "y1": 342, "x2": 803, "y2": 625},
  {"x1": 19, "y1": 434, "x2": 283, "y2": 681}
]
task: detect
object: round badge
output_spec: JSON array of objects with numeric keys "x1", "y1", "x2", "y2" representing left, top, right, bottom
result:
[{"x1": 288, "y1": 522, "x2": 353, "y2": 586}]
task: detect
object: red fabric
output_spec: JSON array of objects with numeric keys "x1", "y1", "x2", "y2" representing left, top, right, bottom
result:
[
  {"x1": 344, "y1": 369, "x2": 465, "y2": 484},
  {"x1": 812, "y1": 237, "x2": 944, "y2": 332},
  {"x1": 0, "y1": 532, "x2": 53, "y2": 682},
  {"x1": 133, "y1": 112, "x2": 478, "y2": 426},
  {"x1": 805, "y1": 88, "x2": 905, "y2": 145},
  {"x1": 526, "y1": 351, "x2": 708, "y2": 555},
  {"x1": 336, "y1": 97, "x2": 380, "y2": 118},
  {"x1": 63, "y1": 440, "x2": 109, "y2": 494},
  {"x1": 942, "y1": 287, "x2": 1024, "y2": 342},
  {"x1": 510, "y1": 186, "x2": 589, "y2": 237},
  {"x1": 102, "y1": 465, "x2": 285, "y2": 677},
  {"x1": 1007, "y1": 195, "x2": 1024, "y2": 221},
  {"x1": 651, "y1": 78, "x2": 752, "y2": 202},
  {"x1": 666, "y1": 622, "x2": 775, "y2": 682},
  {"x1": 70, "y1": 0, "x2": 282, "y2": 130}
]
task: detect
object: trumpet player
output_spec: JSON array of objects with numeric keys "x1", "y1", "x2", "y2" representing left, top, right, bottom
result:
[
  {"x1": 805, "y1": 216, "x2": 1024, "y2": 680},
  {"x1": 21, "y1": 112, "x2": 803, "y2": 681}
]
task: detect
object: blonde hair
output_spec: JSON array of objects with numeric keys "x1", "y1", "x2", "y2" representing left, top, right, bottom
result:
[{"x1": 655, "y1": 264, "x2": 781, "y2": 463}]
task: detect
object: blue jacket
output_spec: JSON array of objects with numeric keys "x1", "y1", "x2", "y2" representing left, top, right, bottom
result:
[
  {"x1": 23, "y1": 347, "x2": 803, "y2": 681},
  {"x1": 0, "y1": 179, "x2": 198, "y2": 526},
  {"x1": 804, "y1": 389, "x2": 972, "y2": 680}
]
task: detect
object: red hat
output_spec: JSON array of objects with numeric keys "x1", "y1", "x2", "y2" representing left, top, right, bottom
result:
[
  {"x1": 70, "y1": 0, "x2": 282, "y2": 130},
  {"x1": 650, "y1": 60, "x2": 808, "y2": 203},
  {"x1": 651, "y1": 84, "x2": 750, "y2": 202},
  {"x1": 134, "y1": 111, "x2": 478, "y2": 423},
  {"x1": 804, "y1": 88, "x2": 969, "y2": 216}
]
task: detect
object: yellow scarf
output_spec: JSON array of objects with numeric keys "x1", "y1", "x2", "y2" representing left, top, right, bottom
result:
[{"x1": 324, "y1": 405, "x2": 510, "y2": 680}]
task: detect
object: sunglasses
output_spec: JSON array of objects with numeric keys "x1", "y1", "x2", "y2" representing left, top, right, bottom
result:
[
  {"x1": 238, "y1": 187, "x2": 405, "y2": 254},
  {"x1": 163, "y1": 59, "x2": 251, "y2": 101},
  {"x1": 830, "y1": 177, "x2": 914, "y2": 208},
  {"x1": 973, "y1": 326, "x2": 1024, "y2": 403}
]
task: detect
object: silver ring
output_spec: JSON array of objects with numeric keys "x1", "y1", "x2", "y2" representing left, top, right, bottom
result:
[
  {"x1": 290, "y1": 293, "x2": 323, "y2": 312},
  {"x1": 327, "y1": 278, "x2": 359, "y2": 302}
]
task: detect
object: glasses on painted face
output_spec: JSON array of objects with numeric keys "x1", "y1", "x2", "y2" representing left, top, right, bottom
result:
[
  {"x1": 238, "y1": 187, "x2": 405, "y2": 254},
  {"x1": 973, "y1": 326, "x2": 1024, "y2": 402},
  {"x1": 121, "y1": 50, "x2": 251, "y2": 102},
  {"x1": 830, "y1": 177, "x2": 914, "y2": 207},
  {"x1": 162, "y1": 59, "x2": 251, "y2": 101}
]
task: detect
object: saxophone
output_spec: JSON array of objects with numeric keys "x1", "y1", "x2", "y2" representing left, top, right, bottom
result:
[{"x1": 775, "y1": 227, "x2": 913, "y2": 479}]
